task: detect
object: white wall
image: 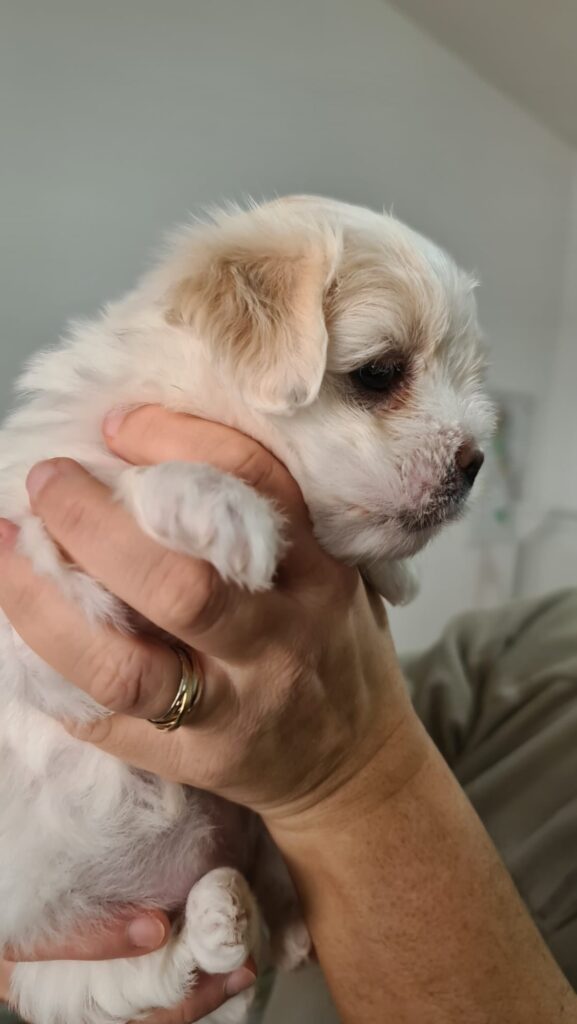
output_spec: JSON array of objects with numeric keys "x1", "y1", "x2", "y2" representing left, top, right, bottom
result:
[
  {"x1": 529, "y1": 161, "x2": 577, "y2": 515},
  {"x1": 1, "y1": 0, "x2": 574, "y2": 654},
  {"x1": 515, "y1": 158, "x2": 577, "y2": 601}
]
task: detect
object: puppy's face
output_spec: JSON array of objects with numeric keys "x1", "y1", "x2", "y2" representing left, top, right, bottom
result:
[{"x1": 166, "y1": 197, "x2": 494, "y2": 565}]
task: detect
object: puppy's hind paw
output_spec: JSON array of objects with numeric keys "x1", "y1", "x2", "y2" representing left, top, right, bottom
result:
[
  {"x1": 271, "y1": 916, "x2": 312, "y2": 972},
  {"x1": 117, "y1": 461, "x2": 286, "y2": 591},
  {"x1": 183, "y1": 867, "x2": 260, "y2": 976}
]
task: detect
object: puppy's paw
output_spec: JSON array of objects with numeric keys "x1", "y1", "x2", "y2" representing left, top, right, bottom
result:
[
  {"x1": 116, "y1": 462, "x2": 286, "y2": 591},
  {"x1": 271, "y1": 916, "x2": 312, "y2": 972},
  {"x1": 10, "y1": 870, "x2": 260, "y2": 1024},
  {"x1": 363, "y1": 558, "x2": 419, "y2": 605},
  {"x1": 183, "y1": 867, "x2": 260, "y2": 975}
]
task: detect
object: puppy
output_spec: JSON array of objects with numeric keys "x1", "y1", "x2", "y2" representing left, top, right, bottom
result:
[{"x1": 0, "y1": 196, "x2": 494, "y2": 1024}]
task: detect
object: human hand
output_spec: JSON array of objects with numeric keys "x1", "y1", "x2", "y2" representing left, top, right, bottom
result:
[
  {"x1": 0, "y1": 405, "x2": 416, "y2": 824},
  {"x1": 0, "y1": 918, "x2": 256, "y2": 1023},
  {"x1": 0, "y1": 405, "x2": 428, "y2": 1024}
]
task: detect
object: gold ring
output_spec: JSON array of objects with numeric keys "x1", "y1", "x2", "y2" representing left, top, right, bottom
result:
[{"x1": 148, "y1": 647, "x2": 203, "y2": 732}]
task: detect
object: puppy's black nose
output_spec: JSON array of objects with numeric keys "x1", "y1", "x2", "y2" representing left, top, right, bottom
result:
[{"x1": 456, "y1": 442, "x2": 485, "y2": 488}]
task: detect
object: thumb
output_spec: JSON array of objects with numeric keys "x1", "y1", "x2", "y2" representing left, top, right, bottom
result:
[{"x1": 3, "y1": 910, "x2": 169, "y2": 962}]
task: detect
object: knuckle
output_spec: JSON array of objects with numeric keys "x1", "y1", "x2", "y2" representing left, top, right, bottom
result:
[
  {"x1": 188, "y1": 566, "x2": 230, "y2": 636},
  {"x1": 0, "y1": 568, "x2": 35, "y2": 620},
  {"x1": 193, "y1": 750, "x2": 230, "y2": 793},
  {"x1": 146, "y1": 556, "x2": 199, "y2": 630},
  {"x1": 235, "y1": 444, "x2": 275, "y2": 493},
  {"x1": 138, "y1": 406, "x2": 163, "y2": 447},
  {"x1": 153, "y1": 737, "x2": 191, "y2": 785},
  {"x1": 0, "y1": 559, "x2": 51, "y2": 631},
  {"x1": 91, "y1": 643, "x2": 153, "y2": 714},
  {"x1": 141, "y1": 997, "x2": 201, "y2": 1024},
  {"x1": 236, "y1": 443, "x2": 302, "y2": 511},
  {"x1": 148, "y1": 554, "x2": 226, "y2": 638},
  {"x1": 51, "y1": 493, "x2": 91, "y2": 542},
  {"x1": 179, "y1": 999, "x2": 207, "y2": 1024}
]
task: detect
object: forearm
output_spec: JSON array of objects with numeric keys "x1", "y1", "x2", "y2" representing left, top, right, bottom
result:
[{"x1": 269, "y1": 712, "x2": 576, "y2": 1024}]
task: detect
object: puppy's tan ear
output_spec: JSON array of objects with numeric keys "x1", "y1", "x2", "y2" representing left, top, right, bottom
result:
[{"x1": 167, "y1": 213, "x2": 339, "y2": 414}]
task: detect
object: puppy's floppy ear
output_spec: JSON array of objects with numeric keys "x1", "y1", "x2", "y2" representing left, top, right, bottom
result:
[{"x1": 166, "y1": 208, "x2": 340, "y2": 414}]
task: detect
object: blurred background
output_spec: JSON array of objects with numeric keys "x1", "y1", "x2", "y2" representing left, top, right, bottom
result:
[{"x1": 0, "y1": 3, "x2": 575, "y2": 1018}]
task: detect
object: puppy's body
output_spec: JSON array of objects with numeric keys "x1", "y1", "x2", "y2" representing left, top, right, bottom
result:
[{"x1": 0, "y1": 197, "x2": 493, "y2": 1024}]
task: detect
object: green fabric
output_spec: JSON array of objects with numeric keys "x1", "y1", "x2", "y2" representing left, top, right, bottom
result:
[
  {"x1": 404, "y1": 588, "x2": 577, "y2": 987},
  {"x1": 248, "y1": 966, "x2": 276, "y2": 1019}
]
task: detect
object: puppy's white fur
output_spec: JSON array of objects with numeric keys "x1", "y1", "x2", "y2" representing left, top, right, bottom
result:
[{"x1": 0, "y1": 197, "x2": 494, "y2": 1024}]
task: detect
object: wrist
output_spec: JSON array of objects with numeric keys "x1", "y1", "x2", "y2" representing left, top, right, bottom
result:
[
  {"x1": 260, "y1": 582, "x2": 426, "y2": 833},
  {"x1": 264, "y1": 703, "x2": 430, "y2": 842}
]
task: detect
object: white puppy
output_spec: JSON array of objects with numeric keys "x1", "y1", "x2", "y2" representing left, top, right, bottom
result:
[{"x1": 0, "y1": 196, "x2": 494, "y2": 1024}]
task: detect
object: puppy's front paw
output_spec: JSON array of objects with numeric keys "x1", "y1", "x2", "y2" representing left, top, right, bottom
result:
[
  {"x1": 117, "y1": 462, "x2": 286, "y2": 591},
  {"x1": 363, "y1": 558, "x2": 419, "y2": 605}
]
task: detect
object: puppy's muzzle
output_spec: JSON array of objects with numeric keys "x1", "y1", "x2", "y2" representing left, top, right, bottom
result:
[{"x1": 401, "y1": 440, "x2": 485, "y2": 533}]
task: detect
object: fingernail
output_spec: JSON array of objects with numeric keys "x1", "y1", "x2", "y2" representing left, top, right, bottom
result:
[
  {"x1": 224, "y1": 966, "x2": 257, "y2": 999},
  {"x1": 103, "y1": 408, "x2": 128, "y2": 439},
  {"x1": 126, "y1": 916, "x2": 166, "y2": 950},
  {"x1": 26, "y1": 461, "x2": 62, "y2": 501},
  {"x1": 0, "y1": 519, "x2": 19, "y2": 547},
  {"x1": 63, "y1": 719, "x2": 100, "y2": 742}
]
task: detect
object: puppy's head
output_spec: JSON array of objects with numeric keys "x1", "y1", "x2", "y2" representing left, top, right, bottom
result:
[{"x1": 165, "y1": 197, "x2": 495, "y2": 566}]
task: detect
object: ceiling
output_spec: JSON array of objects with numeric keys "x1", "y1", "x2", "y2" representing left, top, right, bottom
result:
[{"x1": 387, "y1": 0, "x2": 577, "y2": 147}]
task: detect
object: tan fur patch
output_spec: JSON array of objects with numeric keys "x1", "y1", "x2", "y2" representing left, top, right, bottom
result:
[{"x1": 166, "y1": 223, "x2": 337, "y2": 413}]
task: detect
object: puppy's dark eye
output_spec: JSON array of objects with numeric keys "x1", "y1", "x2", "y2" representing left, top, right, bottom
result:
[{"x1": 350, "y1": 359, "x2": 406, "y2": 394}]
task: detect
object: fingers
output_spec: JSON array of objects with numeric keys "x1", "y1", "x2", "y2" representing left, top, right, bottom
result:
[
  {"x1": 25, "y1": 459, "x2": 291, "y2": 661},
  {"x1": 66, "y1": 713, "x2": 194, "y2": 783},
  {"x1": 104, "y1": 406, "x2": 305, "y2": 519},
  {"x1": 0, "y1": 959, "x2": 14, "y2": 1000},
  {"x1": 104, "y1": 407, "x2": 346, "y2": 590},
  {"x1": 131, "y1": 963, "x2": 257, "y2": 1024},
  {"x1": 2, "y1": 944, "x2": 255, "y2": 1024},
  {"x1": 2, "y1": 911, "x2": 169, "y2": 962},
  {"x1": 66, "y1": 712, "x2": 185, "y2": 780},
  {"x1": 0, "y1": 526, "x2": 183, "y2": 720},
  {"x1": 104, "y1": 406, "x2": 326, "y2": 581},
  {"x1": 25, "y1": 459, "x2": 225, "y2": 638}
]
